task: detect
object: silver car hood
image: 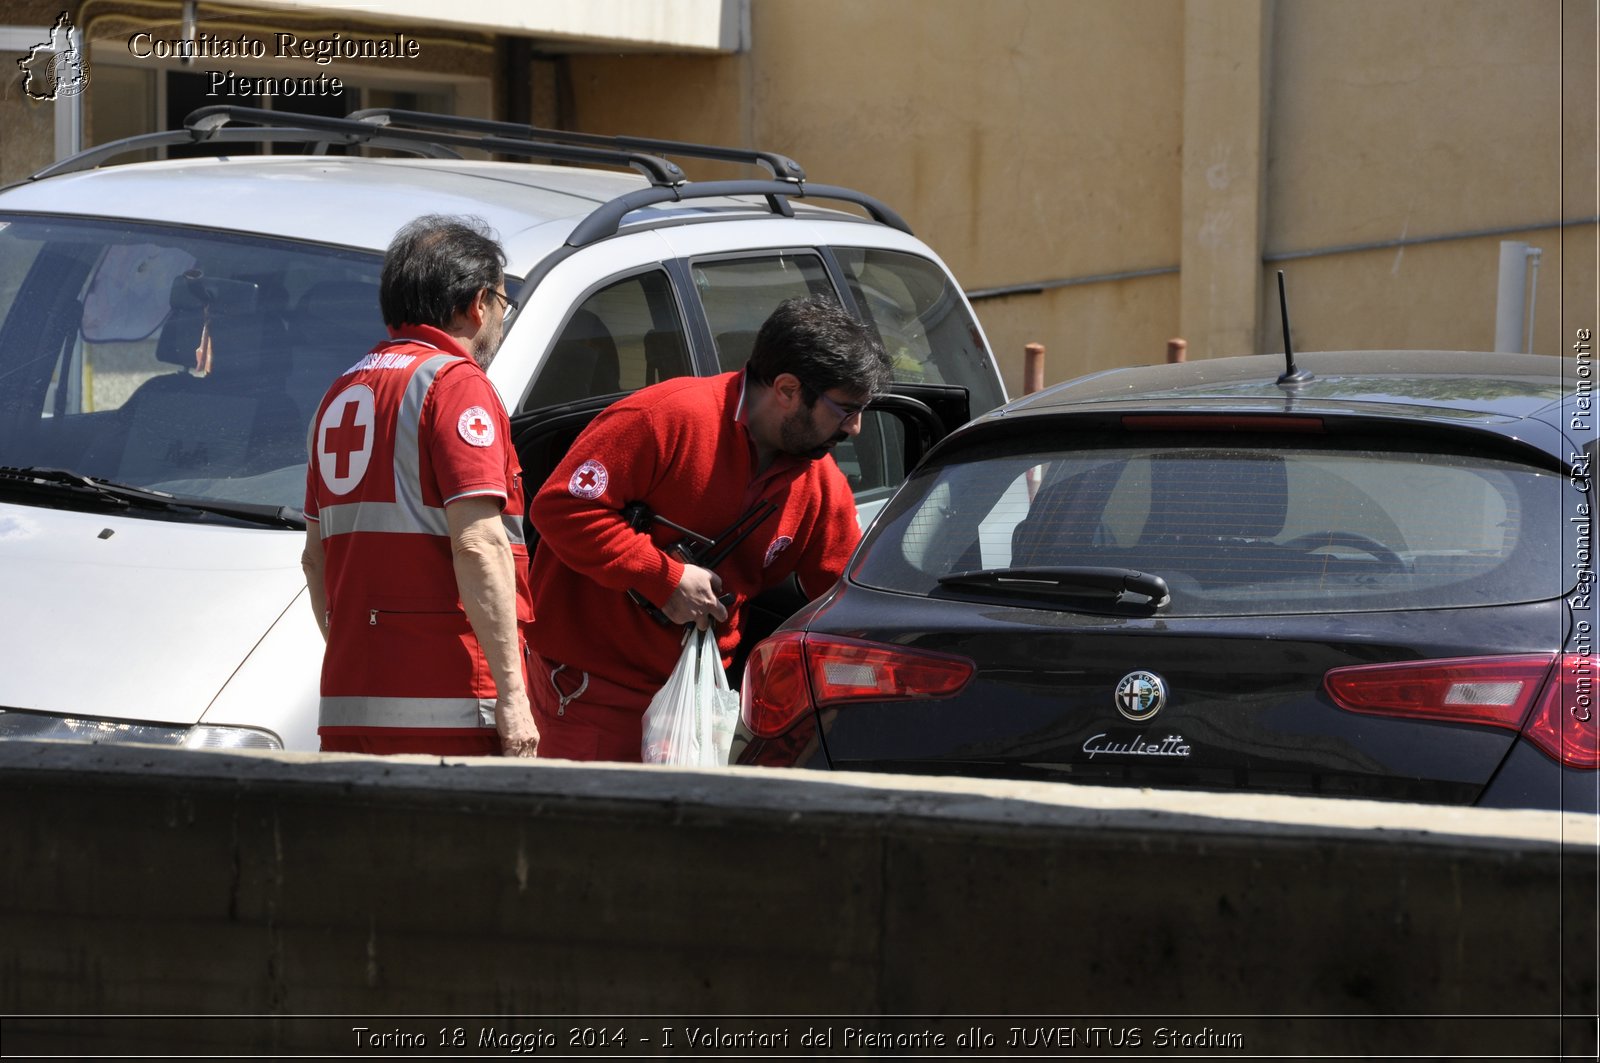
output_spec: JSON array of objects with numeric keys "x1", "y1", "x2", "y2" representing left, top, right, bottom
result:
[{"x1": 0, "y1": 501, "x2": 306, "y2": 726}]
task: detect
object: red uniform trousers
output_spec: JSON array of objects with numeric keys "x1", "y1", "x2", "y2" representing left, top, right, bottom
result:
[{"x1": 527, "y1": 652, "x2": 651, "y2": 762}]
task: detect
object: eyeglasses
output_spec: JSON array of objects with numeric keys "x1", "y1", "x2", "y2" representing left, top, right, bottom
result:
[
  {"x1": 484, "y1": 287, "x2": 516, "y2": 324},
  {"x1": 813, "y1": 389, "x2": 870, "y2": 430}
]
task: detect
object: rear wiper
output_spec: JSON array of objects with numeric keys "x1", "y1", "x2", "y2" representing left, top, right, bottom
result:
[
  {"x1": 938, "y1": 566, "x2": 1170, "y2": 608},
  {"x1": 0, "y1": 466, "x2": 304, "y2": 529}
]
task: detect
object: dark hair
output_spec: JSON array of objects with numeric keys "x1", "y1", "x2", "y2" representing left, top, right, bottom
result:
[
  {"x1": 379, "y1": 214, "x2": 506, "y2": 329},
  {"x1": 747, "y1": 294, "x2": 891, "y2": 400}
]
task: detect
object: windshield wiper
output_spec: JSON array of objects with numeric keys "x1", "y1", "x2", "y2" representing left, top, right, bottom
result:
[
  {"x1": 938, "y1": 566, "x2": 1170, "y2": 608},
  {"x1": 0, "y1": 466, "x2": 304, "y2": 529}
]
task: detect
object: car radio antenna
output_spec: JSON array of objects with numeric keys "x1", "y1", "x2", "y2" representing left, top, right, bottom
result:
[{"x1": 1275, "y1": 269, "x2": 1313, "y2": 387}]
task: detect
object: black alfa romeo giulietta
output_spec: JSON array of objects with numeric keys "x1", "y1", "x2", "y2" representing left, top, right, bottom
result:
[{"x1": 735, "y1": 350, "x2": 1597, "y2": 812}]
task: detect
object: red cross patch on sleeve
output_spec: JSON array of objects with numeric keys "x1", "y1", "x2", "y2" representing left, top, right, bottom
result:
[
  {"x1": 568, "y1": 459, "x2": 608, "y2": 499},
  {"x1": 457, "y1": 406, "x2": 496, "y2": 447}
]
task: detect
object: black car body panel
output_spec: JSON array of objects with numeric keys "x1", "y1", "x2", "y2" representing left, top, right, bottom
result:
[{"x1": 803, "y1": 588, "x2": 1563, "y2": 804}]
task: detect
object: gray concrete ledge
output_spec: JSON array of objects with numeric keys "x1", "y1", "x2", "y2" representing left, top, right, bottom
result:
[{"x1": 1, "y1": 740, "x2": 1595, "y2": 1056}]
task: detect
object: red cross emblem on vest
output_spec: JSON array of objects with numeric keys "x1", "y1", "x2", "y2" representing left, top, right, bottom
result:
[
  {"x1": 316, "y1": 385, "x2": 376, "y2": 495},
  {"x1": 325, "y1": 402, "x2": 367, "y2": 479}
]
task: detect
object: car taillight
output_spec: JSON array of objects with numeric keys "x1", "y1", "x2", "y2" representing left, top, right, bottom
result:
[
  {"x1": 742, "y1": 633, "x2": 812, "y2": 739},
  {"x1": 1325, "y1": 655, "x2": 1554, "y2": 728},
  {"x1": 1521, "y1": 654, "x2": 1599, "y2": 770},
  {"x1": 1326, "y1": 653, "x2": 1598, "y2": 771},
  {"x1": 741, "y1": 632, "x2": 976, "y2": 740},
  {"x1": 806, "y1": 635, "x2": 975, "y2": 707}
]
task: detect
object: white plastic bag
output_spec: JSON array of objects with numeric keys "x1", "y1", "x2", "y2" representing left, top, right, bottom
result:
[{"x1": 641, "y1": 627, "x2": 740, "y2": 766}]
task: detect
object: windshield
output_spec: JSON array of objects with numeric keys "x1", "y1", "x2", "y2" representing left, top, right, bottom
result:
[
  {"x1": 853, "y1": 432, "x2": 1567, "y2": 616},
  {"x1": 0, "y1": 214, "x2": 388, "y2": 512}
]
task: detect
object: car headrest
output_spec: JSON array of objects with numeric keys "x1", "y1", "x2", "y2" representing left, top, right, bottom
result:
[
  {"x1": 290, "y1": 279, "x2": 384, "y2": 355},
  {"x1": 714, "y1": 329, "x2": 758, "y2": 372},
  {"x1": 1011, "y1": 462, "x2": 1125, "y2": 567},
  {"x1": 1144, "y1": 452, "x2": 1288, "y2": 542},
  {"x1": 641, "y1": 328, "x2": 692, "y2": 386},
  {"x1": 527, "y1": 309, "x2": 620, "y2": 407},
  {"x1": 155, "y1": 276, "x2": 287, "y2": 381}
]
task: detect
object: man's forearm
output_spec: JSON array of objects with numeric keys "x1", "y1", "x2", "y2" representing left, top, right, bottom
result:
[{"x1": 449, "y1": 506, "x2": 526, "y2": 697}]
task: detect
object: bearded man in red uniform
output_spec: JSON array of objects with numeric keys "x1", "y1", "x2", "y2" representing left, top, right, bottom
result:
[
  {"x1": 301, "y1": 215, "x2": 539, "y2": 757},
  {"x1": 527, "y1": 295, "x2": 891, "y2": 761}
]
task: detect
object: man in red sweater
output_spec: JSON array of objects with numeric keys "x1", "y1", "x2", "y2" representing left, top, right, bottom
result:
[{"x1": 526, "y1": 295, "x2": 891, "y2": 761}]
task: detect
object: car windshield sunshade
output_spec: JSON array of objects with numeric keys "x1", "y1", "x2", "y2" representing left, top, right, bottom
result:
[
  {"x1": 0, "y1": 214, "x2": 391, "y2": 513},
  {"x1": 852, "y1": 433, "x2": 1566, "y2": 616}
]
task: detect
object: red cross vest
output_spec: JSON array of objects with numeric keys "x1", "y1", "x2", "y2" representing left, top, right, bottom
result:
[{"x1": 305, "y1": 329, "x2": 531, "y2": 735}]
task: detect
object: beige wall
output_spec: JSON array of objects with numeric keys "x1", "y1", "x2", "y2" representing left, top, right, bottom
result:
[
  {"x1": 1262, "y1": 0, "x2": 1591, "y2": 358},
  {"x1": 569, "y1": 0, "x2": 1596, "y2": 386},
  {"x1": 12, "y1": 1, "x2": 1592, "y2": 381},
  {"x1": 570, "y1": 0, "x2": 1187, "y2": 390}
]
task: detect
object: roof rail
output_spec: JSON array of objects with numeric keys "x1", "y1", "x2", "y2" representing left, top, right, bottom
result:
[
  {"x1": 30, "y1": 126, "x2": 461, "y2": 180},
  {"x1": 347, "y1": 108, "x2": 806, "y2": 183},
  {"x1": 31, "y1": 104, "x2": 807, "y2": 191},
  {"x1": 565, "y1": 180, "x2": 912, "y2": 247},
  {"x1": 516, "y1": 180, "x2": 914, "y2": 301},
  {"x1": 184, "y1": 106, "x2": 686, "y2": 185}
]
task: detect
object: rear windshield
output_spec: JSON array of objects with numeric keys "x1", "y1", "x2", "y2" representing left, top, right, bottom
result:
[{"x1": 853, "y1": 432, "x2": 1567, "y2": 615}]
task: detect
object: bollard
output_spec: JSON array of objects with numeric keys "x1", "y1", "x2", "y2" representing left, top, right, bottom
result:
[
  {"x1": 1024, "y1": 342, "x2": 1045, "y2": 395},
  {"x1": 1022, "y1": 343, "x2": 1046, "y2": 502},
  {"x1": 1167, "y1": 337, "x2": 1187, "y2": 363}
]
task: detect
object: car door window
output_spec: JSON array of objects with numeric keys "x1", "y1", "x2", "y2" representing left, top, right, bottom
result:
[
  {"x1": 834, "y1": 246, "x2": 1003, "y2": 416},
  {"x1": 524, "y1": 269, "x2": 692, "y2": 410},
  {"x1": 691, "y1": 252, "x2": 836, "y2": 372},
  {"x1": 691, "y1": 251, "x2": 920, "y2": 506}
]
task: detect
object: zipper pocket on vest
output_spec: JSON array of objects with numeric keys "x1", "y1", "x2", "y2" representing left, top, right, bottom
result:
[{"x1": 362, "y1": 605, "x2": 486, "y2": 694}]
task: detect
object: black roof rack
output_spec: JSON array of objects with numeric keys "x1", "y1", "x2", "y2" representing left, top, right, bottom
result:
[
  {"x1": 29, "y1": 106, "x2": 687, "y2": 185},
  {"x1": 566, "y1": 180, "x2": 911, "y2": 247},
  {"x1": 31, "y1": 105, "x2": 810, "y2": 190},
  {"x1": 515, "y1": 178, "x2": 914, "y2": 299},
  {"x1": 29, "y1": 126, "x2": 461, "y2": 180},
  {"x1": 182, "y1": 106, "x2": 687, "y2": 185},
  {"x1": 347, "y1": 108, "x2": 806, "y2": 183}
]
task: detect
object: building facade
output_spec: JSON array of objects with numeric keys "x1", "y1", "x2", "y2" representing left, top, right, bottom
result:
[{"x1": 4, "y1": 0, "x2": 1594, "y2": 389}]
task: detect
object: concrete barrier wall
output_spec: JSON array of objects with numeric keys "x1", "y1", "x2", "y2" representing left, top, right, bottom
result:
[{"x1": 0, "y1": 741, "x2": 1595, "y2": 1057}]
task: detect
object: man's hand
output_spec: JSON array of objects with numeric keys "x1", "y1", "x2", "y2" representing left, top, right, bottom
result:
[
  {"x1": 662, "y1": 563, "x2": 728, "y2": 630},
  {"x1": 496, "y1": 688, "x2": 540, "y2": 757}
]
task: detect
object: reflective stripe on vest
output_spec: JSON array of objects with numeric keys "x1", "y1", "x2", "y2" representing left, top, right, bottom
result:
[
  {"x1": 317, "y1": 500, "x2": 525, "y2": 544},
  {"x1": 316, "y1": 352, "x2": 526, "y2": 546},
  {"x1": 321, "y1": 695, "x2": 497, "y2": 730}
]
